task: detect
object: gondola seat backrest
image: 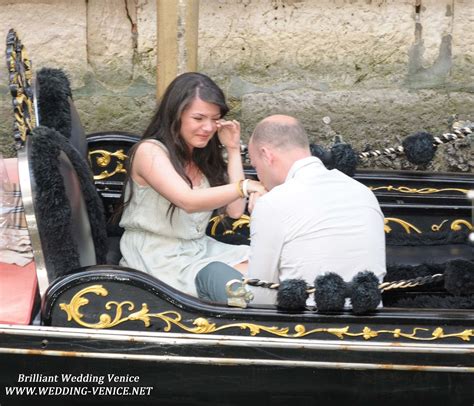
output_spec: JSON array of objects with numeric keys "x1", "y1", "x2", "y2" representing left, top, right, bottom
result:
[
  {"x1": 25, "y1": 125, "x2": 108, "y2": 284},
  {"x1": 36, "y1": 67, "x2": 89, "y2": 162}
]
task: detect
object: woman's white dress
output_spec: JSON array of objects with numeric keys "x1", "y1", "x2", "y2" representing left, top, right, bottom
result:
[{"x1": 119, "y1": 140, "x2": 249, "y2": 296}]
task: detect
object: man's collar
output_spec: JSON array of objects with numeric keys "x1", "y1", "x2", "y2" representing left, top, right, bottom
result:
[{"x1": 285, "y1": 156, "x2": 323, "y2": 182}]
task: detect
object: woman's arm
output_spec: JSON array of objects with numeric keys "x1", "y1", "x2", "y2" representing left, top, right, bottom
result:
[
  {"x1": 217, "y1": 120, "x2": 247, "y2": 218},
  {"x1": 132, "y1": 141, "x2": 249, "y2": 214}
]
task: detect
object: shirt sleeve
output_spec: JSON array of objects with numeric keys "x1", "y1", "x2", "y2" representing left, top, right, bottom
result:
[{"x1": 247, "y1": 196, "x2": 285, "y2": 305}]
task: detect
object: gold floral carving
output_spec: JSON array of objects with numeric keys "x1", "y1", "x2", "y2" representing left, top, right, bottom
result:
[
  {"x1": 59, "y1": 285, "x2": 473, "y2": 342},
  {"x1": 89, "y1": 149, "x2": 128, "y2": 180},
  {"x1": 370, "y1": 186, "x2": 469, "y2": 195}
]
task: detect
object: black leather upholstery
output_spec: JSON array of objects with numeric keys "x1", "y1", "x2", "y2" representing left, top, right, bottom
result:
[
  {"x1": 57, "y1": 150, "x2": 96, "y2": 267},
  {"x1": 68, "y1": 98, "x2": 88, "y2": 161}
]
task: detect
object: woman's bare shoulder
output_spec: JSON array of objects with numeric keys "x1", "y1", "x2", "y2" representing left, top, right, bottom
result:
[{"x1": 137, "y1": 139, "x2": 169, "y2": 155}]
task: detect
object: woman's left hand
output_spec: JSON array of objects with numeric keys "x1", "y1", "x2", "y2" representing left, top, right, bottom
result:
[{"x1": 216, "y1": 119, "x2": 241, "y2": 151}]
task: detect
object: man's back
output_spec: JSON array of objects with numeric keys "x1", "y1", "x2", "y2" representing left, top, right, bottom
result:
[{"x1": 248, "y1": 156, "x2": 386, "y2": 305}]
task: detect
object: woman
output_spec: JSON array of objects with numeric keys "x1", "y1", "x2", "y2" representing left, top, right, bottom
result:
[{"x1": 118, "y1": 72, "x2": 264, "y2": 298}]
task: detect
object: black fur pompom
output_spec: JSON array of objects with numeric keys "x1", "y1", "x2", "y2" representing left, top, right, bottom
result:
[
  {"x1": 36, "y1": 68, "x2": 72, "y2": 139},
  {"x1": 330, "y1": 143, "x2": 358, "y2": 177},
  {"x1": 314, "y1": 273, "x2": 347, "y2": 312},
  {"x1": 277, "y1": 279, "x2": 309, "y2": 310},
  {"x1": 310, "y1": 144, "x2": 333, "y2": 167},
  {"x1": 444, "y1": 259, "x2": 474, "y2": 295},
  {"x1": 349, "y1": 271, "x2": 381, "y2": 315},
  {"x1": 402, "y1": 132, "x2": 436, "y2": 165}
]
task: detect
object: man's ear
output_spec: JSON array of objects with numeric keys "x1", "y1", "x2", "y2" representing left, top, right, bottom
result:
[{"x1": 260, "y1": 146, "x2": 273, "y2": 165}]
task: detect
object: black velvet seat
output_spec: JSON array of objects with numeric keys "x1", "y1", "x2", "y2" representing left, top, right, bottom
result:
[
  {"x1": 28, "y1": 126, "x2": 108, "y2": 281},
  {"x1": 35, "y1": 68, "x2": 129, "y2": 266}
]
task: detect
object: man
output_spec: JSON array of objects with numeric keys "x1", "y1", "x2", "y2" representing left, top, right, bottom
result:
[
  {"x1": 195, "y1": 114, "x2": 386, "y2": 306},
  {"x1": 245, "y1": 114, "x2": 386, "y2": 305}
]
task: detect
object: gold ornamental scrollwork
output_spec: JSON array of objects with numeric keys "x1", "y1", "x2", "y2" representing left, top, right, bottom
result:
[
  {"x1": 451, "y1": 220, "x2": 473, "y2": 232},
  {"x1": 6, "y1": 29, "x2": 36, "y2": 148},
  {"x1": 370, "y1": 186, "x2": 469, "y2": 195},
  {"x1": 384, "y1": 218, "x2": 422, "y2": 234},
  {"x1": 209, "y1": 214, "x2": 250, "y2": 237},
  {"x1": 89, "y1": 149, "x2": 128, "y2": 180},
  {"x1": 431, "y1": 219, "x2": 473, "y2": 232},
  {"x1": 59, "y1": 285, "x2": 473, "y2": 342}
]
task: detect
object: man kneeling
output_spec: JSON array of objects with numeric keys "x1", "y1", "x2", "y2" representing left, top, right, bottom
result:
[{"x1": 195, "y1": 115, "x2": 386, "y2": 306}]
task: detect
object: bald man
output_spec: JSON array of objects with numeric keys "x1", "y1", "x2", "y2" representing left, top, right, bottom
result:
[
  {"x1": 195, "y1": 115, "x2": 386, "y2": 306},
  {"x1": 244, "y1": 115, "x2": 386, "y2": 305}
]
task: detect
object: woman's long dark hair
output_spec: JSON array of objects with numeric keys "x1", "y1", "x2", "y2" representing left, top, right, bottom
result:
[{"x1": 113, "y1": 72, "x2": 229, "y2": 222}]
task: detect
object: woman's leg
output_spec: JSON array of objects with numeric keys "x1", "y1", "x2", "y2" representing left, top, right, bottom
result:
[{"x1": 195, "y1": 262, "x2": 242, "y2": 303}]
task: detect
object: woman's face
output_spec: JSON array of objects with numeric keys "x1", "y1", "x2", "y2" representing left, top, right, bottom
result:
[{"x1": 180, "y1": 97, "x2": 221, "y2": 151}]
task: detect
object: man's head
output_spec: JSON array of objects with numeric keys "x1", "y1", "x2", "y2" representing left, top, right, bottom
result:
[{"x1": 249, "y1": 115, "x2": 311, "y2": 190}]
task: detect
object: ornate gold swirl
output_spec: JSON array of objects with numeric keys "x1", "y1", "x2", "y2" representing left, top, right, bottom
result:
[
  {"x1": 431, "y1": 220, "x2": 449, "y2": 232},
  {"x1": 209, "y1": 214, "x2": 226, "y2": 236},
  {"x1": 59, "y1": 286, "x2": 473, "y2": 342},
  {"x1": 451, "y1": 220, "x2": 473, "y2": 231},
  {"x1": 6, "y1": 29, "x2": 36, "y2": 148},
  {"x1": 209, "y1": 214, "x2": 250, "y2": 237},
  {"x1": 370, "y1": 186, "x2": 469, "y2": 195},
  {"x1": 89, "y1": 149, "x2": 128, "y2": 180},
  {"x1": 59, "y1": 285, "x2": 150, "y2": 329},
  {"x1": 431, "y1": 219, "x2": 473, "y2": 232},
  {"x1": 384, "y1": 218, "x2": 422, "y2": 234},
  {"x1": 232, "y1": 214, "x2": 250, "y2": 231}
]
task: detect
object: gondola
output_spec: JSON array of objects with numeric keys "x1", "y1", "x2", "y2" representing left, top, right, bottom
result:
[{"x1": 1, "y1": 29, "x2": 473, "y2": 406}]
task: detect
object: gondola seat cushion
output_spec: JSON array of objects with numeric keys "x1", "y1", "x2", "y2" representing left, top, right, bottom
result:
[{"x1": 0, "y1": 261, "x2": 38, "y2": 324}]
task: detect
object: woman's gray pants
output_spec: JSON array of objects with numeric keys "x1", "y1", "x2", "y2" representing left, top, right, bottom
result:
[{"x1": 195, "y1": 261, "x2": 242, "y2": 303}]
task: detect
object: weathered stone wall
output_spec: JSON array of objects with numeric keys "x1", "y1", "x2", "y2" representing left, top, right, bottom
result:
[
  {"x1": 0, "y1": 0, "x2": 157, "y2": 157},
  {"x1": 0, "y1": 0, "x2": 472, "y2": 171}
]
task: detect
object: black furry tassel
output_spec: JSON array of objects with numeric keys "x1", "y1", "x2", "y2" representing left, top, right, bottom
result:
[
  {"x1": 348, "y1": 271, "x2": 381, "y2": 314},
  {"x1": 310, "y1": 142, "x2": 358, "y2": 177},
  {"x1": 276, "y1": 279, "x2": 309, "y2": 310},
  {"x1": 402, "y1": 132, "x2": 436, "y2": 165},
  {"x1": 313, "y1": 273, "x2": 347, "y2": 312}
]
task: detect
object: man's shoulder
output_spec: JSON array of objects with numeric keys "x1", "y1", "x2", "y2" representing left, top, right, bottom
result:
[
  {"x1": 261, "y1": 183, "x2": 294, "y2": 205},
  {"x1": 252, "y1": 185, "x2": 290, "y2": 217}
]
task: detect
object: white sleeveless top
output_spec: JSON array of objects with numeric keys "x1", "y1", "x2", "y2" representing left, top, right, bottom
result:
[{"x1": 119, "y1": 140, "x2": 249, "y2": 296}]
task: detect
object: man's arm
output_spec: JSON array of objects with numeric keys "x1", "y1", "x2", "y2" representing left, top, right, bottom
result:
[{"x1": 247, "y1": 197, "x2": 285, "y2": 305}]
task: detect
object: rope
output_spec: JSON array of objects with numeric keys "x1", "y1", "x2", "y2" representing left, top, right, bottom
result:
[
  {"x1": 243, "y1": 273, "x2": 445, "y2": 293},
  {"x1": 358, "y1": 127, "x2": 472, "y2": 160}
]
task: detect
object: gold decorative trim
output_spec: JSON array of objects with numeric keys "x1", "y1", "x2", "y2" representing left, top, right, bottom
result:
[
  {"x1": 6, "y1": 29, "x2": 36, "y2": 148},
  {"x1": 89, "y1": 149, "x2": 127, "y2": 180},
  {"x1": 384, "y1": 218, "x2": 422, "y2": 234},
  {"x1": 431, "y1": 220, "x2": 449, "y2": 232},
  {"x1": 59, "y1": 286, "x2": 473, "y2": 342},
  {"x1": 211, "y1": 215, "x2": 470, "y2": 236},
  {"x1": 209, "y1": 214, "x2": 250, "y2": 237},
  {"x1": 370, "y1": 186, "x2": 469, "y2": 195},
  {"x1": 432, "y1": 219, "x2": 473, "y2": 232},
  {"x1": 451, "y1": 220, "x2": 473, "y2": 232},
  {"x1": 209, "y1": 214, "x2": 226, "y2": 236}
]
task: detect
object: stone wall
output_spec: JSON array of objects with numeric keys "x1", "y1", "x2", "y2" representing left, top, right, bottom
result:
[{"x1": 0, "y1": 0, "x2": 472, "y2": 171}]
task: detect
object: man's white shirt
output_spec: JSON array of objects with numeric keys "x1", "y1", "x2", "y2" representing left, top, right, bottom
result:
[{"x1": 247, "y1": 156, "x2": 386, "y2": 305}]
